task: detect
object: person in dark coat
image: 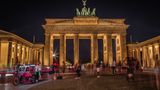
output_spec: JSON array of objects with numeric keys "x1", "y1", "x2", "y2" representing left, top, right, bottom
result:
[
  {"x1": 75, "y1": 64, "x2": 81, "y2": 79},
  {"x1": 126, "y1": 57, "x2": 135, "y2": 81}
]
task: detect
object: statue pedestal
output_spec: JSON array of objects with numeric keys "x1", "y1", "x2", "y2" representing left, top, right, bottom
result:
[{"x1": 73, "y1": 16, "x2": 98, "y2": 25}]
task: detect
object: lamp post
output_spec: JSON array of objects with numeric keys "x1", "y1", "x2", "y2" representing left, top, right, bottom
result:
[{"x1": 53, "y1": 52, "x2": 58, "y2": 63}]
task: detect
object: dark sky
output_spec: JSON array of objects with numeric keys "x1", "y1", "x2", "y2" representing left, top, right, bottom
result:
[
  {"x1": 0, "y1": 0, "x2": 160, "y2": 61},
  {"x1": 0, "y1": 0, "x2": 160, "y2": 42}
]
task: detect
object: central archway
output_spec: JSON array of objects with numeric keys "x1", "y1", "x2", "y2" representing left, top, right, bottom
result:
[{"x1": 79, "y1": 39, "x2": 91, "y2": 64}]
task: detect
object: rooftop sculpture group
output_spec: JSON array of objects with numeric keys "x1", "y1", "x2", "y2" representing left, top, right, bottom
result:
[{"x1": 76, "y1": 0, "x2": 96, "y2": 16}]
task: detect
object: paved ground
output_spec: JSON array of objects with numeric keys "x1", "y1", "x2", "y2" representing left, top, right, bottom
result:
[
  {"x1": 0, "y1": 79, "x2": 52, "y2": 90},
  {"x1": 28, "y1": 73, "x2": 158, "y2": 90},
  {"x1": 0, "y1": 71, "x2": 159, "y2": 90}
]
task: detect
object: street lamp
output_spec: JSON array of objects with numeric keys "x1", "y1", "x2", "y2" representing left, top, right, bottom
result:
[
  {"x1": 53, "y1": 53, "x2": 56, "y2": 57},
  {"x1": 53, "y1": 52, "x2": 58, "y2": 60}
]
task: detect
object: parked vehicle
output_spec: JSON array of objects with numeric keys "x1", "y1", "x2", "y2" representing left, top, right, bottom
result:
[{"x1": 12, "y1": 64, "x2": 36, "y2": 86}]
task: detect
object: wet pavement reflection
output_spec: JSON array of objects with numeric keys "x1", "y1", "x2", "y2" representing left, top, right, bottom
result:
[{"x1": 0, "y1": 83, "x2": 18, "y2": 90}]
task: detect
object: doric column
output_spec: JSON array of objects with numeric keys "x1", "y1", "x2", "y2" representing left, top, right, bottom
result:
[
  {"x1": 136, "y1": 48, "x2": 141, "y2": 65},
  {"x1": 158, "y1": 44, "x2": 160, "y2": 60},
  {"x1": 74, "y1": 34, "x2": 79, "y2": 65},
  {"x1": 19, "y1": 44, "x2": 23, "y2": 64},
  {"x1": 91, "y1": 34, "x2": 98, "y2": 63},
  {"x1": 0, "y1": 41, "x2": 1, "y2": 68},
  {"x1": 13, "y1": 42, "x2": 18, "y2": 65},
  {"x1": 148, "y1": 46, "x2": 152, "y2": 68},
  {"x1": 103, "y1": 35, "x2": 107, "y2": 65},
  {"x1": 17, "y1": 44, "x2": 20, "y2": 63},
  {"x1": 142, "y1": 47, "x2": 146, "y2": 67},
  {"x1": 25, "y1": 47, "x2": 29, "y2": 64},
  {"x1": 24, "y1": 46, "x2": 26, "y2": 64},
  {"x1": 33, "y1": 50, "x2": 36, "y2": 64},
  {"x1": 44, "y1": 33, "x2": 50, "y2": 66},
  {"x1": 32, "y1": 49, "x2": 35, "y2": 64},
  {"x1": 119, "y1": 34, "x2": 127, "y2": 63},
  {"x1": 36, "y1": 50, "x2": 39, "y2": 64},
  {"x1": 60, "y1": 34, "x2": 66, "y2": 66},
  {"x1": 22, "y1": 45, "x2": 26, "y2": 64},
  {"x1": 103, "y1": 34, "x2": 113, "y2": 65},
  {"x1": 151, "y1": 45, "x2": 155, "y2": 67},
  {"x1": 40, "y1": 49, "x2": 43, "y2": 65},
  {"x1": 143, "y1": 46, "x2": 149, "y2": 68},
  {"x1": 7, "y1": 42, "x2": 13, "y2": 67},
  {"x1": 0, "y1": 41, "x2": 9, "y2": 68},
  {"x1": 50, "y1": 35, "x2": 54, "y2": 65},
  {"x1": 28, "y1": 48, "x2": 32, "y2": 64}
]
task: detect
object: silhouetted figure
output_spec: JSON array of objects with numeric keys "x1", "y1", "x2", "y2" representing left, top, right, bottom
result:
[
  {"x1": 126, "y1": 57, "x2": 135, "y2": 81},
  {"x1": 75, "y1": 64, "x2": 81, "y2": 79},
  {"x1": 112, "y1": 60, "x2": 116, "y2": 75}
]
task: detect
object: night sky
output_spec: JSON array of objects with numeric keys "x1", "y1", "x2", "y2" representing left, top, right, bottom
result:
[{"x1": 0, "y1": 0, "x2": 160, "y2": 62}]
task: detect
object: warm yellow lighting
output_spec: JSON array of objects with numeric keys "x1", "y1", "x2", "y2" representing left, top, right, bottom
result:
[
  {"x1": 53, "y1": 50, "x2": 58, "y2": 59},
  {"x1": 12, "y1": 44, "x2": 15, "y2": 48},
  {"x1": 155, "y1": 45, "x2": 159, "y2": 48},
  {"x1": 18, "y1": 46, "x2": 20, "y2": 49},
  {"x1": 53, "y1": 53, "x2": 56, "y2": 57},
  {"x1": 149, "y1": 46, "x2": 152, "y2": 50}
]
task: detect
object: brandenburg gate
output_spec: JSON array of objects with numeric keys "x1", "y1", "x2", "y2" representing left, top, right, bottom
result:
[{"x1": 43, "y1": 0, "x2": 129, "y2": 66}]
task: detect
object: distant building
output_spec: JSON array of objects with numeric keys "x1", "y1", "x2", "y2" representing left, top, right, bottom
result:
[
  {"x1": 128, "y1": 36, "x2": 160, "y2": 68},
  {"x1": 0, "y1": 30, "x2": 44, "y2": 69}
]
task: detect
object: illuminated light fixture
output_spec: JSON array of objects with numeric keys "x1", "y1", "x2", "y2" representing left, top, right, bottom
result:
[
  {"x1": 52, "y1": 48, "x2": 59, "y2": 59},
  {"x1": 53, "y1": 53, "x2": 56, "y2": 57}
]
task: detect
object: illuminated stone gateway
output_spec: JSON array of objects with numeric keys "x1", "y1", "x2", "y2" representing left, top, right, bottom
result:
[
  {"x1": 44, "y1": 4, "x2": 130, "y2": 66},
  {"x1": 43, "y1": 17, "x2": 128, "y2": 66},
  {"x1": 42, "y1": 0, "x2": 129, "y2": 66}
]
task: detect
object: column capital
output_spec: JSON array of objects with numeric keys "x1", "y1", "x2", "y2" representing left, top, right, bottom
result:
[
  {"x1": 91, "y1": 33, "x2": 98, "y2": 35},
  {"x1": 60, "y1": 33, "x2": 65, "y2": 35},
  {"x1": 119, "y1": 33, "x2": 127, "y2": 36},
  {"x1": 74, "y1": 33, "x2": 79, "y2": 36},
  {"x1": 45, "y1": 33, "x2": 50, "y2": 36},
  {"x1": 104, "y1": 33, "x2": 112, "y2": 35}
]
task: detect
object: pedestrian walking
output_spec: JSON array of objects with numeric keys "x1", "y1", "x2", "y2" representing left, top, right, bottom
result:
[
  {"x1": 75, "y1": 64, "x2": 81, "y2": 79},
  {"x1": 96, "y1": 63, "x2": 101, "y2": 78},
  {"x1": 126, "y1": 57, "x2": 135, "y2": 81},
  {"x1": 112, "y1": 60, "x2": 116, "y2": 75}
]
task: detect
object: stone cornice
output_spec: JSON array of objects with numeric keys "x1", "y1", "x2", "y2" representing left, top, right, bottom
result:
[
  {"x1": 136, "y1": 35, "x2": 160, "y2": 47},
  {"x1": 43, "y1": 25, "x2": 128, "y2": 34},
  {"x1": 33, "y1": 44, "x2": 44, "y2": 49},
  {"x1": 127, "y1": 35, "x2": 160, "y2": 48},
  {"x1": 44, "y1": 18, "x2": 128, "y2": 26},
  {"x1": 0, "y1": 30, "x2": 44, "y2": 48},
  {"x1": 0, "y1": 30, "x2": 33, "y2": 46}
]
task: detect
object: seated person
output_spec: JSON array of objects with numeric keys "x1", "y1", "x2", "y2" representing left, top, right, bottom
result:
[{"x1": 24, "y1": 67, "x2": 32, "y2": 78}]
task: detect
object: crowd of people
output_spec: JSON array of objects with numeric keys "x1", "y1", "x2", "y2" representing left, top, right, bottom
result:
[
  {"x1": 47, "y1": 58, "x2": 143, "y2": 81},
  {"x1": 13, "y1": 57, "x2": 145, "y2": 82},
  {"x1": 12, "y1": 56, "x2": 160, "y2": 89}
]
